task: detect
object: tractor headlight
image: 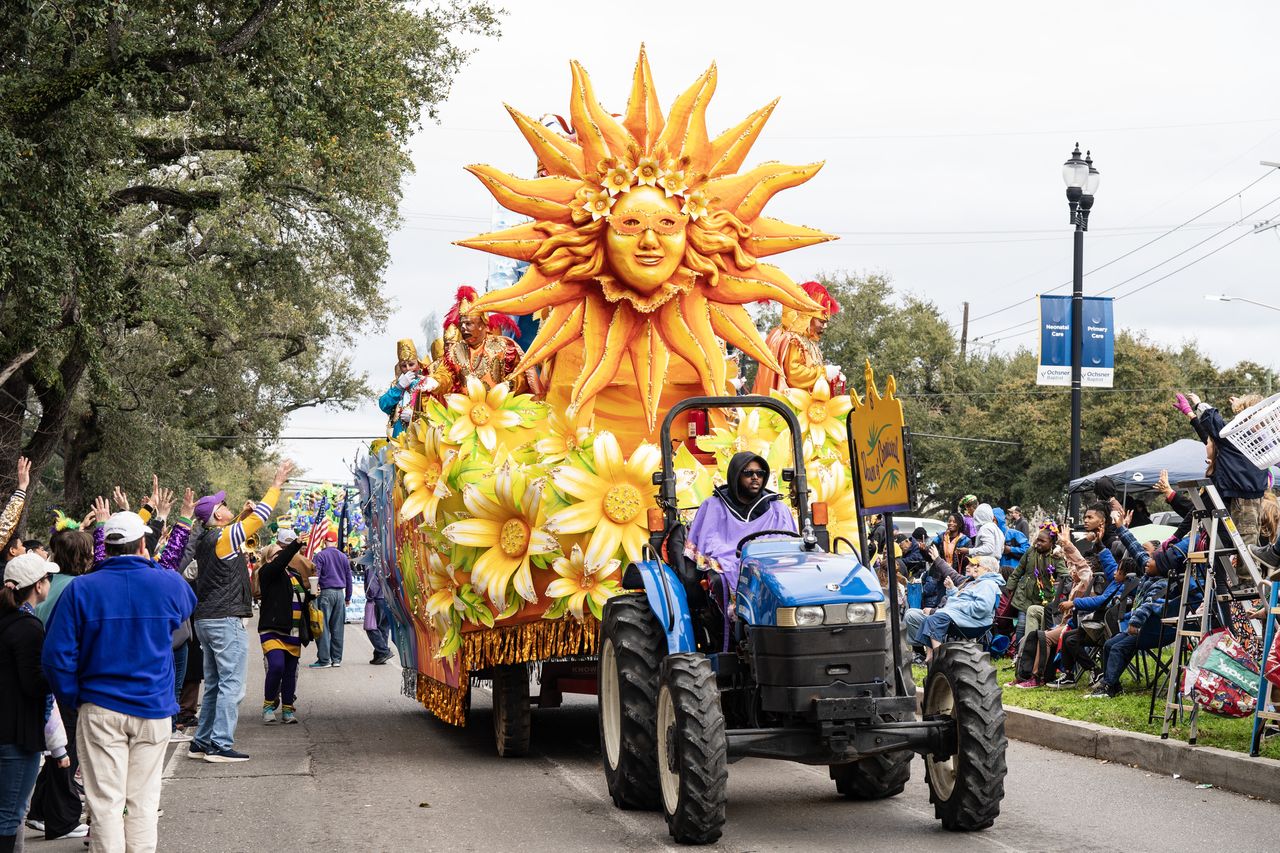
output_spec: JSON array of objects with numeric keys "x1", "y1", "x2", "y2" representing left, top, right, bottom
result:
[
  {"x1": 845, "y1": 602, "x2": 881, "y2": 624},
  {"x1": 794, "y1": 605, "x2": 825, "y2": 627}
]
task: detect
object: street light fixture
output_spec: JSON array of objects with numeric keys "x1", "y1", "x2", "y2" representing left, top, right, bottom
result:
[
  {"x1": 1204, "y1": 293, "x2": 1280, "y2": 313},
  {"x1": 1062, "y1": 143, "x2": 1100, "y2": 520}
]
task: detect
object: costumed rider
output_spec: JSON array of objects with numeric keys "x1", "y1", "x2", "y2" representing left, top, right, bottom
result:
[
  {"x1": 378, "y1": 338, "x2": 428, "y2": 438},
  {"x1": 751, "y1": 280, "x2": 846, "y2": 396},
  {"x1": 426, "y1": 286, "x2": 545, "y2": 397},
  {"x1": 685, "y1": 452, "x2": 796, "y2": 644}
]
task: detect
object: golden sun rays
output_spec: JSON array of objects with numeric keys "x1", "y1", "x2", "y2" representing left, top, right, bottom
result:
[{"x1": 457, "y1": 46, "x2": 835, "y2": 429}]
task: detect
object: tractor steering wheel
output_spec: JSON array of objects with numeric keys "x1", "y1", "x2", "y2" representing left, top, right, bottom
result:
[{"x1": 735, "y1": 530, "x2": 802, "y2": 559}]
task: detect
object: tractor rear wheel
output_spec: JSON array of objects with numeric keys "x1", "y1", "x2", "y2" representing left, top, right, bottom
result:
[
  {"x1": 599, "y1": 593, "x2": 664, "y2": 810},
  {"x1": 492, "y1": 663, "x2": 531, "y2": 758},
  {"x1": 656, "y1": 654, "x2": 727, "y2": 845},
  {"x1": 923, "y1": 643, "x2": 1007, "y2": 831}
]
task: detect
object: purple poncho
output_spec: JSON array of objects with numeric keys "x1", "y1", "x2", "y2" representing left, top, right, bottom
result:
[{"x1": 685, "y1": 492, "x2": 796, "y2": 593}]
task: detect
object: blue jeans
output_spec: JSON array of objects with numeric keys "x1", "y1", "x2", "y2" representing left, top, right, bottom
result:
[
  {"x1": 1102, "y1": 622, "x2": 1173, "y2": 687},
  {"x1": 315, "y1": 588, "x2": 347, "y2": 665},
  {"x1": 914, "y1": 610, "x2": 988, "y2": 645},
  {"x1": 366, "y1": 602, "x2": 390, "y2": 657},
  {"x1": 194, "y1": 617, "x2": 248, "y2": 750},
  {"x1": 0, "y1": 743, "x2": 40, "y2": 837}
]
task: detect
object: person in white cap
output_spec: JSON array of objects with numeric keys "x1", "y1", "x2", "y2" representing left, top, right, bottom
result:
[
  {"x1": 1, "y1": 550, "x2": 59, "y2": 853},
  {"x1": 41, "y1": 511, "x2": 196, "y2": 853}
]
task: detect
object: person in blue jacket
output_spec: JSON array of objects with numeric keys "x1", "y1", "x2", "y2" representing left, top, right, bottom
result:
[
  {"x1": 41, "y1": 511, "x2": 196, "y2": 853},
  {"x1": 378, "y1": 338, "x2": 428, "y2": 439},
  {"x1": 993, "y1": 507, "x2": 1029, "y2": 576},
  {"x1": 904, "y1": 555, "x2": 1005, "y2": 663},
  {"x1": 1046, "y1": 534, "x2": 1122, "y2": 687}
]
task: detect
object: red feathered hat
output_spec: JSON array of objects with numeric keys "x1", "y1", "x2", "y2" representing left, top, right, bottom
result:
[
  {"x1": 800, "y1": 281, "x2": 840, "y2": 317},
  {"x1": 487, "y1": 313, "x2": 520, "y2": 337},
  {"x1": 444, "y1": 285, "x2": 482, "y2": 329}
]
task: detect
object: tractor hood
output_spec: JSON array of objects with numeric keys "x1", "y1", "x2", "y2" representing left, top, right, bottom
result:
[{"x1": 735, "y1": 540, "x2": 884, "y2": 627}]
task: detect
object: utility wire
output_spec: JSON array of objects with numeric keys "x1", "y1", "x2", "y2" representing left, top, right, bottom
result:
[{"x1": 966, "y1": 168, "x2": 1280, "y2": 326}]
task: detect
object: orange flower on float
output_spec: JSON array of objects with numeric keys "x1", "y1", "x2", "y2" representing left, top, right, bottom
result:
[
  {"x1": 546, "y1": 431, "x2": 659, "y2": 568},
  {"x1": 442, "y1": 466, "x2": 557, "y2": 609},
  {"x1": 634, "y1": 155, "x2": 661, "y2": 187},
  {"x1": 445, "y1": 377, "x2": 525, "y2": 453},
  {"x1": 601, "y1": 161, "x2": 634, "y2": 196},
  {"x1": 577, "y1": 187, "x2": 615, "y2": 220},
  {"x1": 658, "y1": 161, "x2": 688, "y2": 198},
  {"x1": 680, "y1": 188, "x2": 709, "y2": 221},
  {"x1": 545, "y1": 544, "x2": 621, "y2": 622}
]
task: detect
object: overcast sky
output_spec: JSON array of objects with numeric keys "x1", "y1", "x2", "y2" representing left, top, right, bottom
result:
[{"x1": 282, "y1": 0, "x2": 1280, "y2": 482}]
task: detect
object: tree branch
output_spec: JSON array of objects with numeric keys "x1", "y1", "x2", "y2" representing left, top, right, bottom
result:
[
  {"x1": 0, "y1": 349, "x2": 37, "y2": 386},
  {"x1": 107, "y1": 185, "x2": 221, "y2": 212},
  {"x1": 133, "y1": 134, "x2": 259, "y2": 163}
]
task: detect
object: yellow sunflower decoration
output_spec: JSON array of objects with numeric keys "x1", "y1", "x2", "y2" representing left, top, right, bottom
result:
[
  {"x1": 457, "y1": 46, "x2": 835, "y2": 444},
  {"x1": 394, "y1": 422, "x2": 458, "y2": 525}
]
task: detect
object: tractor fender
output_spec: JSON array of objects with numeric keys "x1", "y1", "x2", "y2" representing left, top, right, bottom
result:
[{"x1": 628, "y1": 559, "x2": 697, "y2": 655}]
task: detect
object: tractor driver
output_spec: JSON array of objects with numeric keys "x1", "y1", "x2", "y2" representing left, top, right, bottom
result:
[{"x1": 685, "y1": 451, "x2": 797, "y2": 604}]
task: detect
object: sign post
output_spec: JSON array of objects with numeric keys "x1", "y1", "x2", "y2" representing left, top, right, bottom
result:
[{"x1": 1037, "y1": 295, "x2": 1114, "y2": 388}]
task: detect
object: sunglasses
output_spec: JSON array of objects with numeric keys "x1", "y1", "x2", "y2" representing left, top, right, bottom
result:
[{"x1": 741, "y1": 469, "x2": 766, "y2": 479}]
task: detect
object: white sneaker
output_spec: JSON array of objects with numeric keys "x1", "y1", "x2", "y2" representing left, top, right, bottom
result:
[
  {"x1": 25, "y1": 818, "x2": 45, "y2": 832},
  {"x1": 54, "y1": 824, "x2": 90, "y2": 839},
  {"x1": 170, "y1": 729, "x2": 193, "y2": 742}
]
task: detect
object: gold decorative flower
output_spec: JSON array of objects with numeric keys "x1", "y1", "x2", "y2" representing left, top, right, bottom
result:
[
  {"x1": 809, "y1": 461, "x2": 861, "y2": 551},
  {"x1": 776, "y1": 377, "x2": 854, "y2": 449},
  {"x1": 658, "y1": 161, "x2": 688, "y2": 198},
  {"x1": 423, "y1": 551, "x2": 464, "y2": 618},
  {"x1": 578, "y1": 187, "x2": 615, "y2": 220},
  {"x1": 634, "y1": 155, "x2": 661, "y2": 188},
  {"x1": 534, "y1": 409, "x2": 594, "y2": 465},
  {"x1": 547, "y1": 431, "x2": 660, "y2": 567},
  {"x1": 544, "y1": 544, "x2": 621, "y2": 622},
  {"x1": 445, "y1": 377, "x2": 526, "y2": 454},
  {"x1": 680, "y1": 188, "x2": 709, "y2": 220},
  {"x1": 442, "y1": 466, "x2": 558, "y2": 609},
  {"x1": 394, "y1": 423, "x2": 458, "y2": 525},
  {"x1": 601, "y1": 161, "x2": 635, "y2": 196}
]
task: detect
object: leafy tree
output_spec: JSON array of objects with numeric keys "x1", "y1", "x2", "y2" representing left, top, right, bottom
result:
[{"x1": 0, "y1": 1, "x2": 500, "y2": 521}]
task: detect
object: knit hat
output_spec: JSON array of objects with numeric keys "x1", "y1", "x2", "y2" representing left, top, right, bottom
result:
[
  {"x1": 193, "y1": 490, "x2": 227, "y2": 524},
  {"x1": 960, "y1": 494, "x2": 978, "y2": 507}
]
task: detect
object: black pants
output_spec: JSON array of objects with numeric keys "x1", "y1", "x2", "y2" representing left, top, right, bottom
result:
[{"x1": 1058, "y1": 628, "x2": 1096, "y2": 675}]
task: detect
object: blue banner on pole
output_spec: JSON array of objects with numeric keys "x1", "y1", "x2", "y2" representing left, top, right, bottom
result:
[{"x1": 1037, "y1": 295, "x2": 1114, "y2": 387}]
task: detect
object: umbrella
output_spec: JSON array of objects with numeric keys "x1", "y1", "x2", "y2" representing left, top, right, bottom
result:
[
  {"x1": 1068, "y1": 439, "x2": 1207, "y2": 495},
  {"x1": 1127, "y1": 523, "x2": 1177, "y2": 544}
]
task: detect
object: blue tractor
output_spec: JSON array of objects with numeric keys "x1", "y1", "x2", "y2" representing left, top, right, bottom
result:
[{"x1": 597, "y1": 397, "x2": 1007, "y2": 844}]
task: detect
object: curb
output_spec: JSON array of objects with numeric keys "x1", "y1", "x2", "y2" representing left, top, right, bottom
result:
[
  {"x1": 914, "y1": 687, "x2": 1280, "y2": 801},
  {"x1": 1003, "y1": 703, "x2": 1280, "y2": 802}
]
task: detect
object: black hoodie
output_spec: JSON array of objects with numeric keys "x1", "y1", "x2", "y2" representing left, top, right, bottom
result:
[{"x1": 713, "y1": 451, "x2": 784, "y2": 522}]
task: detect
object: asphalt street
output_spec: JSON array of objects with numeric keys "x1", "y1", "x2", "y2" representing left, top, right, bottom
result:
[{"x1": 25, "y1": 623, "x2": 1280, "y2": 852}]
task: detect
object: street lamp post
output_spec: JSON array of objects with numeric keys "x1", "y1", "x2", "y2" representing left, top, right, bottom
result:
[{"x1": 1063, "y1": 144, "x2": 1100, "y2": 521}]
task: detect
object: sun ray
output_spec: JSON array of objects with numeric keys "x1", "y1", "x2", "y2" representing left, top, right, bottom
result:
[
  {"x1": 708, "y1": 303, "x2": 782, "y2": 374},
  {"x1": 505, "y1": 104, "x2": 584, "y2": 178},
  {"x1": 573, "y1": 306, "x2": 642, "y2": 407},
  {"x1": 707, "y1": 99, "x2": 778, "y2": 177},
  {"x1": 463, "y1": 166, "x2": 578, "y2": 222},
  {"x1": 710, "y1": 271, "x2": 818, "y2": 311},
  {"x1": 570, "y1": 61, "x2": 632, "y2": 168},
  {"x1": 746, "y1": 216, "x2": 838, "y2": 257},
  {"x1": 567, "y1": 294, "x2": 615, "y2": 413},
  {"x1": 514, "y1": 301, "x2": 585, "y2": 372},
  {"x1": 470, "y1": 277, "x2": 589, "y2": 316},
  {"x1": 656, "y1": 63, "x2": 716, "y2": 173},
  {"x1": 704, "y1": 162, "x2": 825, "y2": 221},
  {"x1": 624, "y1": 45, "x2": 663, "y2": 152},
  {"x1": 682, "y1": 290, "x2": 726, "y2": 394},
  {"x1": 453, "y1": 221, "x2": 548, "y2": 262},
  {"x1": 628, "y1": 321, "x2": 670, "y2": 429},
  {"x1": 652, "y1": 299, "x2": 718, "y2": 395}
]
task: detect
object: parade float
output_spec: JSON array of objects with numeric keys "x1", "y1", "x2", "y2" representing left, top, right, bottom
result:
[{"x1": 361, "y1": 47, "x2": 869, "y2": 752}]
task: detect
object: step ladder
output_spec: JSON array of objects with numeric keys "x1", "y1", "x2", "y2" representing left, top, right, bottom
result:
[
  {"x1": 1160, "y1": 480, "x2": 1264, "y2": 744},
  {"x1": 1250, "y1": 578, "x2": 1279, "y2": 756}
]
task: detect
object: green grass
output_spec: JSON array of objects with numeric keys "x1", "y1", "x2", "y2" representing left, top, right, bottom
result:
[{"x1": 912, "y1": 657, "x2": 1280, "y2": 759}]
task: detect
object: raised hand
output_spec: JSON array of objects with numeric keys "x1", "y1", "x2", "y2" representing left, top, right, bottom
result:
[
  {"x1": 180, "y1": 488, "x2": 195, "y2": 520},
  {"x1": 15, "y1": 456, "x2": 30, "y2": 491},
  {"x1": 272, "y1": 459, "x2": 296, "y2": 488},
  {"x1": 146, "y1": 474, "x2": 160, "y2": 508},
  {"x1": 1157, "y1": 468, "x2": 1170, "y2": 494},
  {"x1": 154, "y1": 487, "x2": 175, "y2": 519},
  {"x1": 112, "y1": 485, "x2": 130, "y2": 511},
  {"x1": 93, "y1": 496, "x2": 111, "y2": 524}
]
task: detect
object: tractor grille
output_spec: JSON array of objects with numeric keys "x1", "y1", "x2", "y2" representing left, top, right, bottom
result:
[{"x1": 750, "y1": 623, "x2": 887, "y2": 715}]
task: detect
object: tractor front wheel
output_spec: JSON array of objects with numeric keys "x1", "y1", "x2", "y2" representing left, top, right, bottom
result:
[
  {"x1": 656, "y1": 654, "x2": 727, "y2": 845},
  {"x1": 922, "y1": 643, "x2": 1007, "y2": 830},
  {"x1": 599, "y1": 593, "x2": 665, "y2": 810}
]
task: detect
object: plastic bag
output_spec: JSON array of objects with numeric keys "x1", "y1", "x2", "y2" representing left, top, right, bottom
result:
[
  {"x1": 1266, "y1": 631, "x2": 1280, "y2": 691},
  {"x1": 1184, "y1": 629, "x2": 1260, "y2": 718}
]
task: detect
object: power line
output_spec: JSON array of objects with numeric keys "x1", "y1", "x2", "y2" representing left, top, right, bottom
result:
[{"x1": 966, "y1": 167, "x2": 1280, "y2": 326}]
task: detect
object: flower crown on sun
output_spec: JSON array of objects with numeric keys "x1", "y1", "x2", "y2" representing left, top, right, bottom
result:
[{"x1": 578, "y1": 153, "x2": 710, "y2": 222}]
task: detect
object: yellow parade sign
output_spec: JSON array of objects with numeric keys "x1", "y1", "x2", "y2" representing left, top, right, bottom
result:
[{"x1": 848, "y1": 361, "x2": 912, "y2": 515}]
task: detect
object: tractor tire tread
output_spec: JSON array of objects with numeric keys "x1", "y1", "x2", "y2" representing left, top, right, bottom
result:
[
  {"x1": 660, "y1": 654, "x2": 727, "y2": 845},
  {"x1": 601, "y1": 594, "x2": 664, "y2": 810},
  {"x1": 492, "y1": 663, "x2": 531, "y2": 758}
]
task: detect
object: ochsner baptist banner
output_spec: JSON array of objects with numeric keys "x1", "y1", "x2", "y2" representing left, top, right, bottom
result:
[{"x1": 1037, "y1": 295, "x2": 1114, "y2": 387}]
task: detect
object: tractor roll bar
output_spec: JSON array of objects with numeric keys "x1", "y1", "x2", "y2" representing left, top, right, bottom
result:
[{"x1": 658, "y1": 396, "x2": 812, "y2": 535}]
